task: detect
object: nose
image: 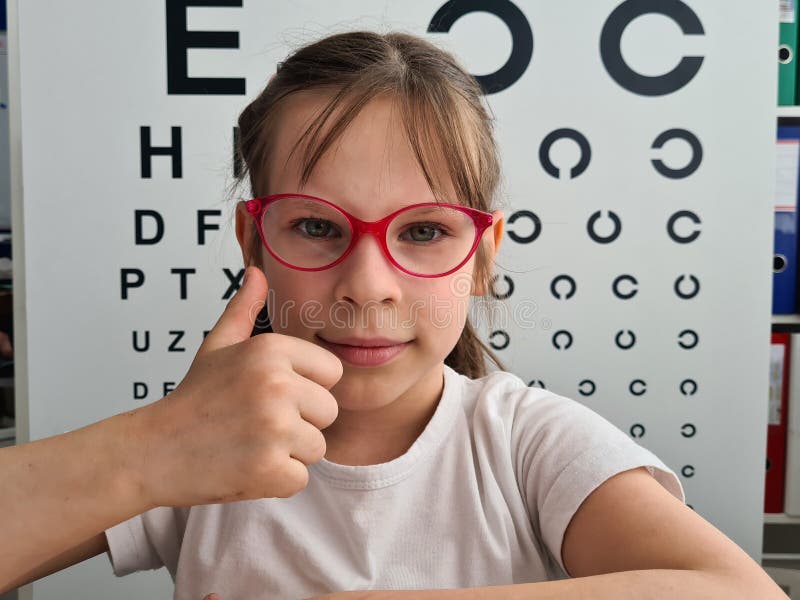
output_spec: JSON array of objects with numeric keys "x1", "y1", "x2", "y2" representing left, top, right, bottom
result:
[{"x1": 332, "y1": 231, "x2": 403, "y2": 307}]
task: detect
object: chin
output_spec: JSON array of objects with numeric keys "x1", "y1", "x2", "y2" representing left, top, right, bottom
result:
[
  {"x1": 330, "y1": 386, "x2": 396, "y2": 412},
  {"x1": 328, "y1": 369, "x2": 402, "y2": 409}
]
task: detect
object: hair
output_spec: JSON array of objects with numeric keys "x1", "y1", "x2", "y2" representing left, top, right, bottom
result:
[{"x1": 233, "y1": 30, "x2": 508, "y2": 378}]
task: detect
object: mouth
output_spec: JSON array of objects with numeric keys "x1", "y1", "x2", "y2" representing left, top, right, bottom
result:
[{"x1": 315, "y1": 334, "x2": 413, "y2": 367}]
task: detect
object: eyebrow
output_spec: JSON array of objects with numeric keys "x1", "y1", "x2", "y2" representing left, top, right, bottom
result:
[
  {"x1": 298, "y1": 195, "x2": 445, "y2": 216},
  {"x1": 408, "y1": 205, "x2": 451, "y2": 215}
]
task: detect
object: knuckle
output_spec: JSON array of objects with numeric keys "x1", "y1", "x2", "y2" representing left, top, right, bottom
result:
[
  {"x1": 262, "y1": 372, "x2": 293, "y2": 400},
  {"x1": 261, "y1": 409, "x2": 295, "y2": 439},
  {"x1": 251, "y1": 447, "x2": 284, "y2": 480},
  {"x1": 254, "y1": 332, "x2": 286, "y2": 356},
  {"x1": 252, "y1": 331, "x2": 277, "y2": 350},
  {"x1": 241, "y1": 336, "x2": 279, "y2": 370}
]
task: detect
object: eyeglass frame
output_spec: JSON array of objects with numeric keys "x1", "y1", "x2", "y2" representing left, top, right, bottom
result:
[{"x1": 245, "y1": 193, "x2": 494, "y2": 278}]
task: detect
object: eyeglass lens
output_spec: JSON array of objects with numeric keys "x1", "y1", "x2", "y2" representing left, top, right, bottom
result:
[{"x1": 261, "y1": 196, "x2": 478, "y2": 275}]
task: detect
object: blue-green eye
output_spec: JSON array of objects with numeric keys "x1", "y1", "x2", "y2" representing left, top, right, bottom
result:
[
  {"x1": 400, "y1": 223, "x2": 451, "y2": 243},
  {"x1": 291, "y1": 218, "x2": 341, "y2": 239}
]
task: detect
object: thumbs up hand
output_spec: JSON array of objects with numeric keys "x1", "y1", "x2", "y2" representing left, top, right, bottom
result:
[{"x1": 134, "y1": 266, "x2": 343, "y2": 509}]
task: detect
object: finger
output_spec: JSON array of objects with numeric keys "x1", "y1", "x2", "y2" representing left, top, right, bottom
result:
[
  {"x1": 288, "y1": 418, "x2": 328, "y2": 465},
  {"x1": 267, "y1": 334, "x2": 344, "y2": 392},
  {"x1": 274, "y1": 457, "x2": 310, "y2": 497},
  {"x1": 199, "y1": 266, "x2": 267, "y2": 355},
  {"x1": 285, "y1": 372, "x2": 339, "y2": 430}
]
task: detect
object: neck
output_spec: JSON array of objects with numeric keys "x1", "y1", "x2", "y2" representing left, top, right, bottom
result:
[{"x1": 322, "y1": 363, "x2": 445, "y2": 466}]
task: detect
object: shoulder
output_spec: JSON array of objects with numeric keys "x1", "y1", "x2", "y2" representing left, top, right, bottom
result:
[
  {"x1": 449, "y1": 365, "x2": 628, "y2": 472},
  {"x1": 451, "y1": 365, "x2": 609, "y2": 437},
  {"x1": 449, "y1": 365, "x2": 684, "y2": 504}
]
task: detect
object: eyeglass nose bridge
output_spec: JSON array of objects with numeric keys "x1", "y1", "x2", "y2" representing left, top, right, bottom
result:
[
  {"x1": 343, "y1": 214, "x2": 396, "y2": 263},
  {"x1": 348, "y1": 213, "x2": 394, "y2": 237}
]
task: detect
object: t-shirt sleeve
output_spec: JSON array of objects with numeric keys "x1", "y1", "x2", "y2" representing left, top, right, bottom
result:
[
  {"x1": 510, "y1": 389, "x2": 686, "y2": 577},
  {"x1": 104, "y1": 506, "x2": 188, "y2": 577}
]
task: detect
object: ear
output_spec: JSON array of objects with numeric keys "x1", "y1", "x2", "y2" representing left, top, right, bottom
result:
[
  {"x1": 471, "y1": 210, "x2": 504, "y2": 296},
  {"x1": 235, "y1": 201, "x2": 256, "y2": 268},
  {"x1": 490, "y1": 210, "x2": 504, "y2": 254}
]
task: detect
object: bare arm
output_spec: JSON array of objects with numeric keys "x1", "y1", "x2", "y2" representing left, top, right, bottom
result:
[
  {"x1": 0, "y1": 268, "x2": 343, "y2": 594},
  {"x1": 0, "y1": 410, "x2": 154, "y2": 593},
  {"x1": 5, "y1": 532, "x2": 108, "y2": 591}
]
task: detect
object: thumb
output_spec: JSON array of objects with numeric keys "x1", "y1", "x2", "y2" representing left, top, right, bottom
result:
[{"x1": 198, "y1": 265, "x2": 268, "y2": 354}]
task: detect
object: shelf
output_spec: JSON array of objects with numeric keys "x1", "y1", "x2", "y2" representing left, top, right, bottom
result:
[
  {"x1": 773, "y1": 314, "x2": 800, "y2": 324},
  {"x1": 765, "y1": 513, "x2": 800, "y2": 525},
  {"x1": 0, "y1": 426, "x2": 13, "y2": 441},
  {"x1": 771, "y1": 315, "x2": 800, "y2": 332},
  {"x1": 763, "y1": 552, "x2": 800, "y2": 561},
  {"x1": 778, "y1": 106, "x2": 800, "y2": 117}
]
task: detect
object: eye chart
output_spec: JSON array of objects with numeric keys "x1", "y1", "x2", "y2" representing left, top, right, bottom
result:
[{"x1": 10, "y1": 2, "x2": 776, "y2": 598}]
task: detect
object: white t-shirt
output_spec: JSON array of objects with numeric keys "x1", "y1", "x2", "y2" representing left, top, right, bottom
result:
[{"x1": 105, "y1": 364, "x2": 685, "y2": 600}]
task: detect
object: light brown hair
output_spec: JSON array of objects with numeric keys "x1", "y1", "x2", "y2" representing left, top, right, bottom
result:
[{"x1": 234, "y1": 30, "x2": 507, "y2": 378}]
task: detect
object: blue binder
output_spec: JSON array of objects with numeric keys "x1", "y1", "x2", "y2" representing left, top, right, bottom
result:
[{"x1": 774, "y1": 121, "x2": 800, "y2": 314}]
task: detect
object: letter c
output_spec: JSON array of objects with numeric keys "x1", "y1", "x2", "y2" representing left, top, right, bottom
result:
[
  {"x1": 600, "y1": 0, "x2": 705, "y2": 96},
  {"x1": 428, "y1": 0, "x2": 534, "y2": 94}
]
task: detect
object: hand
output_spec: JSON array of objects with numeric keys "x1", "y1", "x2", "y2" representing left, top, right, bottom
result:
[
  {"x1": 0, "y1": 330, "x2": 13, "y2": 359},
  {"x1": 134, "y1": 265, "x2": 343, "y2": 508}
]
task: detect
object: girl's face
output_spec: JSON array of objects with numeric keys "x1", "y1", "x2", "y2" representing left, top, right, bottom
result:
[{"x1": 236, "y1": 92, "x2": 503, "y2": 410}]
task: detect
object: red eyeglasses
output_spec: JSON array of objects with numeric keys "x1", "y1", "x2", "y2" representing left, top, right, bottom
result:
[{"x1": 246, "y1": 194, "x2": 493, "y2": 278}]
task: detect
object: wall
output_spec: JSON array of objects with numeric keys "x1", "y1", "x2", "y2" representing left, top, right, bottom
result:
[{"x1": 9, "y1": 1, "x2": 777, "y2": 598}]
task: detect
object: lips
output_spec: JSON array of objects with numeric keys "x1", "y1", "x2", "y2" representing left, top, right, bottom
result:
[
  {"x1": 315, "y1": 335, "x2": 413, "y2": 367},
  {"x1": 316, "y1": 335, "x2": 411, "y2": 348}
]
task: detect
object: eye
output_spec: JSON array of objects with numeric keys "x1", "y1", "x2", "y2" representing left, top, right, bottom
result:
[
  {"x1": 291, "y1": 218, "x2": 341, "y2": 239},
  {"x1": 400, "y1": 223, "x2": 451, "y2": 243}
]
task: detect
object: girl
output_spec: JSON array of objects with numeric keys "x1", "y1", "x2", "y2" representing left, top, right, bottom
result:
[{"x1": 2, "y1": 30, "x2": 786, "y2": 600}]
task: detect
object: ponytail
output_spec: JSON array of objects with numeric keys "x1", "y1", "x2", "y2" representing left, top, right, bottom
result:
[{"x1": 445, "y1": 317, "x2": 506, "y2": 379}]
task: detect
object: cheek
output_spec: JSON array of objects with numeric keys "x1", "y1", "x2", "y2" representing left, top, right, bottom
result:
[
  {"x1": 261, "y1": 257, "x2": 336, "y2": 335},
  {"x1": 412, "y1": 274, "x2": 472, "y2": 336}
]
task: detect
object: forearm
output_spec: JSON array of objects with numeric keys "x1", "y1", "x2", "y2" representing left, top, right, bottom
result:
[
  {"x1": 0, "y1": 409, "x2": 154, "y2": 588},
  {"x1": 374, "y1": 568, "x2": 786, "y2": 600}
]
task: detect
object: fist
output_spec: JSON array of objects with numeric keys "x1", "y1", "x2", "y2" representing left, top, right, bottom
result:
[{"x1": 135, "y1": 265, "x2": 343, "y2": 508}]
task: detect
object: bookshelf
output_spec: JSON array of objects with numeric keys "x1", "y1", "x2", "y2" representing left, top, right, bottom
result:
[{"x1": 767, "y1": 103, "x2": 800, "y2": 558}]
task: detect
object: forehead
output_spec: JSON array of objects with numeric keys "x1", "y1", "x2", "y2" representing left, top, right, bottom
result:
[{"x1": 265, "y1": 91, "x2": 456, "y2": 218}]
